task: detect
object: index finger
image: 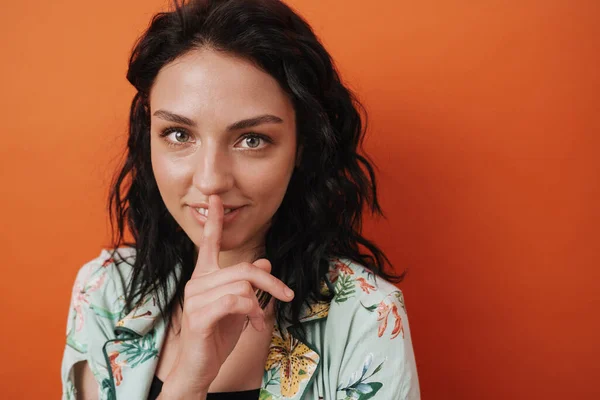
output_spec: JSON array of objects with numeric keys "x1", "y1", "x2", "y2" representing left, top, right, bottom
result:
[{"x1": 193, "y1": 194, "x2": 224, "y2": 277}]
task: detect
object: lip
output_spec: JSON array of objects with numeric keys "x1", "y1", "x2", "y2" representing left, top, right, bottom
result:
[
  {"x1": 189, "y1": 204, "x2": 245, "y2": 226},
  {"x1": 188, "y1": 202, "x2": 243, "y2": 210}
]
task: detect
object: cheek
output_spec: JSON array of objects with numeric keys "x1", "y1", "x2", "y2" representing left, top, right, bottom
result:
[
  {"x1": 151, "y1": 148, "x2": 190, "y2": 201},
  {"x1": 241, "y1": 158, "x2": 295, "y2": 207}
]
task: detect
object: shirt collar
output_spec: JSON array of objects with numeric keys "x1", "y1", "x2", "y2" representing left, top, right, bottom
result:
[{"x1": 114, "y1": 265, "x2": 180, "y2": 337}]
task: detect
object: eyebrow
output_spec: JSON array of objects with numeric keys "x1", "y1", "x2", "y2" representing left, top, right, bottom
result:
[{"x1": 152, "y1": 110, "x2": 284, "y2": 131}]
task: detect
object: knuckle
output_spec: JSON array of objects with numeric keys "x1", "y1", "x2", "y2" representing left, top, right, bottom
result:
[
  {"x1": 221, "y1": 294, "x2": 238, "y2": 309},
  {"x1": 239, "y1": 281, "x2": 253, "y2": 295},
  {"x1": 238, "y1": 262, "x2": 253, "y2": 274}
]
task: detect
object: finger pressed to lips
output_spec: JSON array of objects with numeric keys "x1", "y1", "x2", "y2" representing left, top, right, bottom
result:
[
  {"x1": 189, "y1": 196, "x2": 294, "y2": 307},
  {"x1": 193, "y1": 195, "x2": 224, "y2": 276}
]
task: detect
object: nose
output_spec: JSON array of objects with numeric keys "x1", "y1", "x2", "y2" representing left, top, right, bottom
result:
[{"x1": 192, "y1": 141, "x2": 234, "y2": 196}]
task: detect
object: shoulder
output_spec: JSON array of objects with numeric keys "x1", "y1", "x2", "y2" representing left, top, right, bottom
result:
[
  {"x1": 325, "y1": 257, "x2": 409, "y2": 333},
  {"x1": 69, "y1": 247, "x2": 137, "y2": 310},
  {"x1": 62, "y1": 248, "x2": 139, "y2": 397},
  {"x1": 322, "y1": 258, "x2": 421, "y2": 398},
  {"x1": 72, "y1": 247, "x2": 136, "y2": 285}
]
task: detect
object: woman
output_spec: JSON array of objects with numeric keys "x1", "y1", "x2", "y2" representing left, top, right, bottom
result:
[{"x1": 60, "y1": 0, "x2": 420, "y2": 399}]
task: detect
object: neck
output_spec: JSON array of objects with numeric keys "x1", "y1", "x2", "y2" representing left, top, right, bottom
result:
[{"x1": 218, "y1": 245, "x2": 265, "y2": 268}]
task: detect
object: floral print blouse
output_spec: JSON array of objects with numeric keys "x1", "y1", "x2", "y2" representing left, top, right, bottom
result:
[{"x1": 61, "y1": 248, "x2": 420, "y2": 399}]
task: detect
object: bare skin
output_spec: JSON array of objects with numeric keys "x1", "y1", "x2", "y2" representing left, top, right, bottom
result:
[
  {"x1": 74, "y1": 196, "x2": 293, "y2": 400},
  {"x1": 157, "y1": 195, "x2": 294, "y2": 398},
  {"x1": 73, "y1": 362, "x2": 98, "y2": 400},
  {"x1": 73, "y1": 48, "x2": 300, "y2": 399},
  {"x1": 73, "y1": 299, "x2": 278, "y2": 400},
  {"x1": 155, "y1": 295, "x2": 277, "y2": 392}
]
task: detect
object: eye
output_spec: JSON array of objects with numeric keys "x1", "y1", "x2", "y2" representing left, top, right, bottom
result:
[
  {"x1": 237, "y1": 133, "x2": 271, "y2": 150},
  {"x1": 159, "y1": 127, "x2": 193, "y2": 145},
  {"x1": 172, "y1": 130, "x2": 190, "y2": 142},
  {"x1": 244, "y1": 136, "x2": 261, "y2": 148}
]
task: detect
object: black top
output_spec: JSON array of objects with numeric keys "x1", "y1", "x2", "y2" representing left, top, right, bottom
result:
[{"x1": 148, "y1": 375, "x2": 261, "y2": 399}]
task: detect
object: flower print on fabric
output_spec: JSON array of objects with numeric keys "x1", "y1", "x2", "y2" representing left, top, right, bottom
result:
[
  {"x1": 355, "y1": 277, "x2": 376, "y2": 294},
  {"x1": 108, "y1": 351, "x2": 125, "y2": 386},
  {"x1": 72, "y1": 264, "x2": 108, "y2": 331},
  {"x1": 66, "y1": 260, "x2": 110, "y2": 353},
  {"x1": 263, "y1": 326, "x2": 319, "y2": 398},
  {"x1": 329, "y1": 259, "x2": 380, "y2": 304},
  {"x1": 337, "y1": 353, "x2": 385, "y2": 399},
  {"x1": 330, "y1": 259, "x2": 355, "y2": 283},
  {"x1": 115, "y1": 296, "x2": 156, "y2": 330},
  {"x1": 105, "y1": 329, "x2": 159, "y2": 388},
  {"x1": 361, "y1": 290, "x2": 406, "y2": 339},
  {"x1": 296, "y1": 280, "x2": 332, "y2": 324}
]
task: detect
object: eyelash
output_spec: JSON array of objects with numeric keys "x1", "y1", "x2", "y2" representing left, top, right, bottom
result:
[{"x1": 158, "y1": 127, "x2": 272, "y2": 151}]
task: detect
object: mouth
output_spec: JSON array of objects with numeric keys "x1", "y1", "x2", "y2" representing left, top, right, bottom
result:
[
  {"x1": 193, "y1": 207, "x2": 236, "y2": 217},
  {"x1": 189, "y1": 205, "x2": 245, "y2": 225}
]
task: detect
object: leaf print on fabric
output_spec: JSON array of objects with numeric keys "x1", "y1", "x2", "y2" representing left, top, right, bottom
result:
[
  {"x1": 258, "y1": 389, "x2": 276, "y2": 400},
  {"x1": 330, "y1": 259, "x2": 383, "y2": 303},
  {"x1": 262, "y1": 365, "x2": 281, "y2": 389},
  {"x1": 104, "y1": 331, "x2": 158, "y2": 390},
  {"x1": 66, "y1": 330, "x2": 87, "y2": 353},
  {"x1": 334, "y1": 273, "x2": 356, "y2": 303},
  {"x1": 337, "y1": 353, "x2": 385, "y2": 400},
  {"x1": 118, "y1": 329, "x2": 159, "y2": 368},
  {"x1": 329, "y1": 259, "x2": 355, "y2": 284},
  {"x1": 265, "y1": 326, "x2": 319, "y2": 398},
  {"x1": 90, "y1": 304, "x2": 122, "y2": 322},
  {"x1": 393, "y1": 290, "x2": 407, "y2": 313},
  {"x1": 361, "y1": 291, "x2": 406, "y2": 339},
  {"x1": 100, "y1": 377, "x2": 116, "y2": 400}
]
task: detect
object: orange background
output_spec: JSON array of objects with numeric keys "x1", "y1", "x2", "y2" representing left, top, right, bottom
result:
[{"x1": 0, "y1": 0, "x2": 598, "y2": 398}]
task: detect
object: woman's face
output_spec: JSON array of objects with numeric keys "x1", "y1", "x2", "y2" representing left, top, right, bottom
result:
[{"x1": 149, "y1": 48, "x2": 297, "y2": 256}]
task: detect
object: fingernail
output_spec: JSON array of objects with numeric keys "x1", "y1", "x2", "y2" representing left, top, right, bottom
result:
[{"x1": 285, "y1": 287, "x2": 294, "y2": 298}]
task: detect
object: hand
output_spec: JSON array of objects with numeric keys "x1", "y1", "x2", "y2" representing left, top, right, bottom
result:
[{"x1": 161, "y1": 194, "x2": 294, "y2": 398}]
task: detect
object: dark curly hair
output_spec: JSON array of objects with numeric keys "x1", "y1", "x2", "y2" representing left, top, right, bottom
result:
[{"x1": 108, "y1": 0, "x2": 405, "y2": 339}]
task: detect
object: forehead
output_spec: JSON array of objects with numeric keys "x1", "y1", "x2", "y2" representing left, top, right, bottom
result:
[{"x1": 149, "y1": 48, "x2": 294, "y2": 123}]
